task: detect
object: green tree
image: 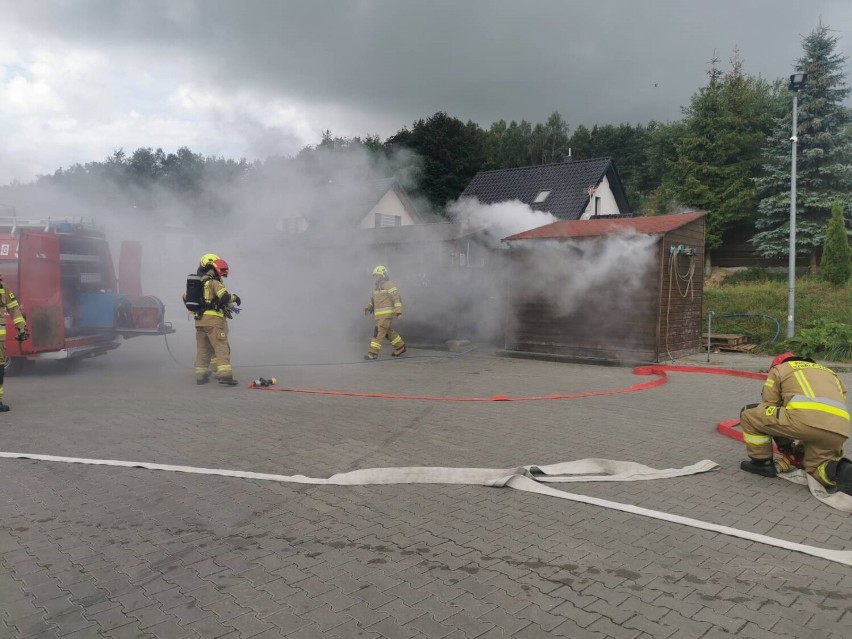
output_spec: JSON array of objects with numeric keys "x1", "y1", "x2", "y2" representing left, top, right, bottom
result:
[
  {"x1": 636, "y1": 120, "x2": 683, "y2": 212},
  {"x1": 662, "y1": 52, "x2": 784, "y2": 252},
  {"x1": 385, "y1": 112, "x2": 486, "y2": 212},
  {"x1": 819, "y1": 200, "x2": 852, "y2": 284},
  {"x1": 482, "y1": 119, "x2": 508, "y2": 170},
  {"x1": 529, "y1": 111, "x2": 570, "y2": 164},
  {"x1": 567, "y1": 124, "x2": 593, "y2": 160},
  {"x1": 492, "y1": 119, "x2": 534, "y2": 168},
  {"x1": 753, "y1": 24, "x2": 852, "y2": 268}
]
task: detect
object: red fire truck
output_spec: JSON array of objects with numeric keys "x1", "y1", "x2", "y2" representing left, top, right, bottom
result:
[{"x1": 0, "y1": 218, "x2": 174, "y2": 374}]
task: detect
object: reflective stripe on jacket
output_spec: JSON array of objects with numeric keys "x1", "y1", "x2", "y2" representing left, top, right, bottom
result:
[
  {"x1": 0, "y1": 286, "x2": 26, "y2": 327},
  {"x1": 371, "y1": 279, "x2": 402, "y2": 318},
  {"x1": 763, "y1": 360, "x2": 850, "y2": 438},
  {"x1": 201, "y1": 277, "x2": 232, "y2": 319}
]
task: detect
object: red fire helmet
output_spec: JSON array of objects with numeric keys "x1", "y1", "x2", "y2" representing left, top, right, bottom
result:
[
  {"x1": 770, "y1": 352, "x2": 795, "y2": 369},
  {"x1": 212, "y1": 258, "x2": 229, "y2": 277}
]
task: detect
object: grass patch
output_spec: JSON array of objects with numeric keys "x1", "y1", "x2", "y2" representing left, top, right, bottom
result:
[{"x1": 704, "y1": 275, "x2": 852, "y2": 360}]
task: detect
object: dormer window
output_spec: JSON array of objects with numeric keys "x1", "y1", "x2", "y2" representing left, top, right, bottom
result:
[{"x1": 532, "y1": 190, "x2": 551, "y2": 204}]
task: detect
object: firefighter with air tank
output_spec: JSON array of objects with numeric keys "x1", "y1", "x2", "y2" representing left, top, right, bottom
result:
[
  {"x1": 364, "y1": 265, "x2": 406, "y2": 360},
  {"x1": 739, "y1": 352, "x2": 852, "y2": 495},
  {"x1": 183, "y1": 253, "x2": 242, "y2": 386},
  {"x1": 0, "y1": 273, "x2": 29, "y2": 411}
]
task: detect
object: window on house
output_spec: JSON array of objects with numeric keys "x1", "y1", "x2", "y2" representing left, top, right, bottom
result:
[
  {"x1": 375, "y1": 213, "x2": 402, "y2": 227},
  {"x1": 533, "y1": 190, "x2": 551, "y2": 204},
  {"x1": 594, "y1": 196, "x2": 601, "y2": 215}
]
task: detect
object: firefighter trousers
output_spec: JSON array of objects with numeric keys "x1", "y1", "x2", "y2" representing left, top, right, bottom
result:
[
  {"x1": 740, "y1": 402, "x2": 846, "y2": 475},
  {"x1": 368, "y1": 317, "x2": 405, "y2": 357},
  {"x1": 195, "y1": 318, "x2": 232, "y2": 379}
]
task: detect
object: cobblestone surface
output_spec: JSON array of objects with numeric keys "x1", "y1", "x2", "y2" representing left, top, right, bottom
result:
[{"x1": 1, "y1": 334, "x2": 850, "y2": 638}]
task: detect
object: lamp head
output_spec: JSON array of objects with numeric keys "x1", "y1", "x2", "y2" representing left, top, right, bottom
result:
[{"x1": 789, "y1": 72, "x2": 808, "y2": 91}]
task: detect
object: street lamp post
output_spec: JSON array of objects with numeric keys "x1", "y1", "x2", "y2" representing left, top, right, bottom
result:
[{"x1": 787, "y1": 72, "x2": 807, "y2": 339}]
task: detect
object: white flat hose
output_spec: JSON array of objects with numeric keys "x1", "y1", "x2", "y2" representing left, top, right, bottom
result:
[{"x1": 2, "y1": 451, "x2": 850, "y2": 567}]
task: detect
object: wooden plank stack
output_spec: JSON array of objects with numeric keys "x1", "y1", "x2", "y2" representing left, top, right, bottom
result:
[{"x1": 701, "y1": 333, "x2": 756, "y2": 352}]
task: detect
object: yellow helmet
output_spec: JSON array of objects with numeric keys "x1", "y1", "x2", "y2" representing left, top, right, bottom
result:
[
  {"x1": 200, "y1": 253, "x2": 221, "y2": 268},
  {"x1": 372, "y1": 265, "x2": 389, "y2": 278}
]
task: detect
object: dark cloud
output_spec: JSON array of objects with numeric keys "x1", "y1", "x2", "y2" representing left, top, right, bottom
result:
[{"x1": 2, "y1": 0, "x2": 851, "y2": 182}]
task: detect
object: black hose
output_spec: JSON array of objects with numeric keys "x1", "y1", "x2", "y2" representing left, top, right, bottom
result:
[{"x1": 714, "y1": 313, "x2": 782, "y2": 343}]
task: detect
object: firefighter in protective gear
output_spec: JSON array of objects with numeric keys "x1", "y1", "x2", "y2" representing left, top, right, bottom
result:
[
  {"x1": 364, "y1": 265, "x2": 405, "y2": 360},
  {"x1": 739, "y1": 352, "x2": 852, "y2": 495},
  {"x1": 187, "y1": 257, "x2": 242, "y2": 386},
  {"x1": 0, "y1": 273, "x2": 28, "y2": 411}
]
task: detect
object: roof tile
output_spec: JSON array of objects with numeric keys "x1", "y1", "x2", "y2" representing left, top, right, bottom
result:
[{"x1": 460, "y1": 157, "x2": 616, "y2": 219}]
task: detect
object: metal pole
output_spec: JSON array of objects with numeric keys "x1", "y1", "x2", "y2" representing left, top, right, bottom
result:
[
  {"x1": 786, "y1": 92, "x2": 798, "y2": 339},
  {"x1": 707, "y1": 311, "x2": 714, "y2": 363}
]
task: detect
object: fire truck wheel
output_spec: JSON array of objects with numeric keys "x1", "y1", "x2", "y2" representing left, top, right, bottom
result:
[{"x1": 4, "y1": 357, "x2": 35, "y2": 377}]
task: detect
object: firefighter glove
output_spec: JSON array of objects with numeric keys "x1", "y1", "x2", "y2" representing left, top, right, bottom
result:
[
  {"x1": 364, "y1": 306, "x2": 373, "y2": 316},
  {"x1": 16, "y1": 327, "x2": 29, "y2": 342},
  {"x1": 233, "y1": 294, "x2": 242, "y2": 306}
]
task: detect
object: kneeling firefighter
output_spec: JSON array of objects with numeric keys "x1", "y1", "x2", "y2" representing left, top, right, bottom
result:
[
  {"x1": 739, "y1": 352, "x2": 852, "y2": 495},
  {"x1": 183, "y1": 253, "x2": 242, "y2": 386},
  {"x1": 364, "y1": 265, "x2": 405, "y2": 360},
  {"x1": 0, "y1": 273, "x2": 29, "y2": 411}
]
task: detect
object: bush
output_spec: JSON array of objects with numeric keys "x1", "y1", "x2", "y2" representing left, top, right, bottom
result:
[
  {"x1": 787, "y1": 318, "x2": 852, "y2": 361},
  {"x1": 819, "y1": 201, "x2": 852, "y2": 285}
]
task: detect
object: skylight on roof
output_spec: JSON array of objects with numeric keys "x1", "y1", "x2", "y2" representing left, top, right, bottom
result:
[{"x1": 533, "y1": 190, "x2": 551, "y2": 204}]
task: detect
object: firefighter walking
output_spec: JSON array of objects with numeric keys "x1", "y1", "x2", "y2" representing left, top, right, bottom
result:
[
  {"x1": 0, "y1": 274, "x2": 29, "y2": 411},
  {"x1": 364, "y1": 265, "x2": 406, "y2": 360},
  {"x1": 739, "y1": 352, "x2": 852, "y2": 495},
  {"x1": 184, "y1": 254, "x2": 242, "y2": 386}
]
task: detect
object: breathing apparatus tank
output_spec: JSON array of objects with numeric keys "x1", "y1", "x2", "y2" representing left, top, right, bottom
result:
[{"x1": 184, "y1": 274, "x2": 204, "y2": 313}]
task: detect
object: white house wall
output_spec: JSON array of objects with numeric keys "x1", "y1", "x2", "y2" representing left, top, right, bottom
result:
[
  {"x1": 580, "y1": 175, "x2": 620, "y2": 219},
  {"x1": 358, "y1": 190, "x2": 417, "y2": 229}
]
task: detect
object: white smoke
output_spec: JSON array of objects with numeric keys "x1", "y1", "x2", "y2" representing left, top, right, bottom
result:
[
  {"x1": 449, "y1": 197, "x2": 557, "y2": 245},
  {"x1": 514, "y1": 231, "x2": 659, "y2": 316}
]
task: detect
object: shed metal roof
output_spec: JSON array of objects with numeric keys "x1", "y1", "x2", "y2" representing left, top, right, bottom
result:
[{"x1": 503, "y1": 212, "x2": 706, "y2": 241}]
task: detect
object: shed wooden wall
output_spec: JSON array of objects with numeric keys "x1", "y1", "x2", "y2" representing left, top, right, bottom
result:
[
  {"x1": 505, "y1": 218, "x2": 705, "y2": 363},
  {"x1": 505, "y1": 243, "x2": 662, "y2": 363},
  {"x1": 655, "y1": 220, "x2": 705, "y2": 361}
]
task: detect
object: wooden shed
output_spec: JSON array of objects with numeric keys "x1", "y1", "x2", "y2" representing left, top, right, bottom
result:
[{"x1": 502, "y1": 212, "x2": 706, "y2": 363}]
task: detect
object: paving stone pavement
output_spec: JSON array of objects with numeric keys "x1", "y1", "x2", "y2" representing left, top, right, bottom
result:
[{"x1": 1, "y1": 332, "x2": 851, "y2": 639}]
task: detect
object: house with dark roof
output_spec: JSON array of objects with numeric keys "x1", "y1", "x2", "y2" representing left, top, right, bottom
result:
[
  {"x1": 460, "y1": 157, "x2": 632, "y2": 221},
  {"x1": 502, "y1": 212, "x2": 706, "y2": 363}
]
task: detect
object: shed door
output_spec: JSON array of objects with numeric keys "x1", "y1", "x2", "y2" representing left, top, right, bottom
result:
[{"x1": 18, "y1": 230, "x2": 65, "y2": 353}]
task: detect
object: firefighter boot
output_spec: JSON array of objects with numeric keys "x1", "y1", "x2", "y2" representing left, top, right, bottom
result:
[
  {"x1": 0, "y1": 402, "x2": 9, "y2": 412},
  {"x1": 197, "y1": 373, "x2": 211, "y2": 385},
  {"x1": 829, "y1": 458, "x2": 852, "y2": 495},
  {"x1": 364, "y1": 354, "x2": 378, "y2": 361},
  {"x1": 740, "y1": 457, "x2": 777, "y2": 478},
  {"x1": 218, "y1": 376, "x2": 239, "y2": 386},
  {"x1": 392, "y1": 346, "x2": 407, "y2": 357}
]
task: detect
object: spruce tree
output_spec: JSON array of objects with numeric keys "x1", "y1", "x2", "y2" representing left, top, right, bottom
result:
[
  {"x1": 664, "y1": 52, "x2": 783, "y2": 251},
  {"x1": 753, "y1": 24, "x2": 852, "y2": 267},
  {"x1": 819, "y1": 200, "x2": 851, "y2": 285}
]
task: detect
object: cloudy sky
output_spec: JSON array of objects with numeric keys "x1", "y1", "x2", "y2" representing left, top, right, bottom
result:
[{"x1": 1, "y1": 0, "x2": 851, "y2": 185}]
